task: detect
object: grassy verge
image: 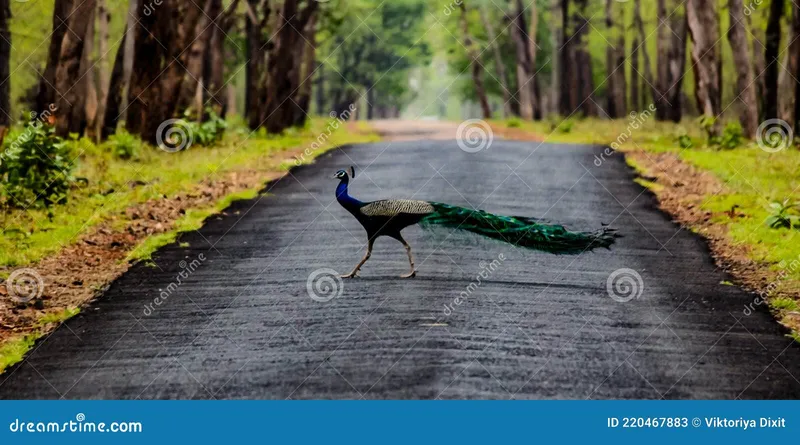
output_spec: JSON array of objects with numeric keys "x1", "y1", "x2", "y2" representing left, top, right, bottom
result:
[
  {"x1": 0, "y1": 118, "x2": 379, "y2": 373},
  {"x1": 493, "y1": 117, "x2": 800, "y2": 337}
]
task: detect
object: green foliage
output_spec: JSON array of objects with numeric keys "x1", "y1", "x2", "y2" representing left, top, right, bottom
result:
[
  {"x1": 549, "y1": 117, "x2": 574, "y2": 134},
  {"x1": 674, "y1": 127, "x2": 693, "y2": 149},
  {"x1": 767, "y1": 199, "x2": 800, "y2": 229},
  {"x1": 717, "y1": 121, "x2": 744, "y2": 150},
  {"x1": 506, "y1": 117, "x2": 522, "y2": 128},
  {"x1": 0, "y1": 121, "x2": 77, "y2": 209},
  {"x1": 107, "y1": 128, "x2": 140, "y2": 160},
  {"x1": 184, "y1": 108, "x2": 228, "y2": 147},
  {"x1": 698, "y1": 116, "x2": 717, "y2": 144}
]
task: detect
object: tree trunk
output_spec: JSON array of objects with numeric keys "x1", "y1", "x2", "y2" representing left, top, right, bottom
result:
[
  {"x1": 511, "y1": 0, "x2": 534, "y2": 119},
  {"x1": 634, "y1": 0, "x2": 658, "y2": 107},
  {"x1": 36, "y1": 0, "x2": 72, "y2": 113},
  {"x1": 549, "y1": 0, "x2": 559, "y2": 117},
  {"x1": 102, "y1": 18, "x2": 130, "y2": 139},
  {"x1": 244, "y1": 0, "x2": 266, "y2": 129},
  {"x1": 559, "y1": 0, "x2": 577, "y2": 115},
  {"x1": 292, "y1": 14, "x2": 316, "y2": 126},
  {"x1": 727, "y1": 0, "x2": 759, "y2": 138},
  {"x1": 630, "y1": 34, "x2": 640, "y2": 111},
  {"x1": 95, "y1": 0, "x2": 110, "y2": 137},
  {"x1": 54, "y1": 0, "x2": 97, "y2": 137},
  {"x1": 604, "y1": 0, "x2": 625, "y2": 117},
  {"x1": 686, "y1": 0, "x2": 722, "y2": 131},
  {"x1": 177, "y1": 0, "x2": 213, "y2": 118},
  {"x1": 126, "y1": 0, "x2": 165, "y2": 136},
  {"x1": 480, "y1": 5, "x2": 512, "y2": 117},
  {"x1": 654, "y1": 0, "x2": 687, "y2": 122},
  {"x1": 81, "y1": 6, "x2": 98, "y2": 138},
  {"x1": 458, "y1": 1, "x2": 491, "y2": 119},
  {"x1": 749, "y1": 15, "x2": 765, "y2": 120},
  {"x1": 779, "y1": 3, "x2": 800, "y2": 131},
  {"x1": 0, "y1": 0, "x2": 9, "y2": 132},
  {"x1": 0, "y1": 0, "x2": 9, "y2": 129},
  {"x1": 764, "y1": 0, "x2": 784, "y2": 120},
  {"x1": 574, "y1": 0, "x2": 595, "y2": 117}
]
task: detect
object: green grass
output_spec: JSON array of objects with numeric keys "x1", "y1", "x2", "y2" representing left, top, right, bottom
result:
[
  {"x1": 1, "y1": 119, "x2": 378, "y2": 268},
  {"x1": 493, "y1": 117, "x2": 800, "y2": 307},
  {"x1": 0, "y1": 307, "x2": 80, "y2": 373}
]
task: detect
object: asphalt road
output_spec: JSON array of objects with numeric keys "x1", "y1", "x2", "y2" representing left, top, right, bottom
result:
[{"x1": 2, "y1": 137, "x2": 799, "y2": 399}]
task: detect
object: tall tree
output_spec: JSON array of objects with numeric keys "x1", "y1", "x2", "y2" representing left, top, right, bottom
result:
[
  {"x1": 654, "y1": 0, "x2": 687, "y2": 122},
  {"x1": 263, "y1": 0, "x2": 319, "y2": 132},
  {"x1": 779, "y1": 3, "x2": 800, "y2": 131},
  {"x1": 96, "y1": 0, "x2": 111, "y2": 138},
  {"x1": 244, "y1": 0, "x2": 269, "y2": 129},
  {"x1": 574, "y1": 0, "x2": 596, "y2": 117},
  {"x1": 559, "y1": 0, "x2": 577, "y2": 115},
  {"x1": 634, "y1": 0, "x2": 657, "y2": 108},
  {"x1": 457, "y1": 1, "x2": 491, "y2": 119},
  {"x1": 764, "y1": 0, "x2": 784, "y2": 120},
  {"x1": 511, "y1": 0, "x2": 536, "y2": 119},
  {"x1": 686, "y1": 0, "x2": 721, "y2": 132},
  {"x1": 53, "y1": 0, "x2": 97, "y2": 137},
  {"x1": 0, "y1": 0, "x2": 10, "y2": 136},
  {"x1": 605, "y1": 0, "x2": 625, "y2": 117},
  {"x1": 36, "y1": 0, "x2": 72, "y2": 113},
  {"x1": 480, "y1": 6, "x2": 512, "y2": 117},
  {"x1": 727, "y1": 0, "x2": 758, "y2": 138}
]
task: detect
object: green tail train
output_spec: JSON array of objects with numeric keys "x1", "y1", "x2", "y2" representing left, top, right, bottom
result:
[{"x1": 418, "y1": 202, "x2": 619, "y2": 255}]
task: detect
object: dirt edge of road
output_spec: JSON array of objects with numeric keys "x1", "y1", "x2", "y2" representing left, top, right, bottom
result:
[
  {"x1": 623, "y1": 151, "x2": 799, "y2": 341},
  {"x1": 0, "y1": 126, "x2": 377, "y2": 374}
]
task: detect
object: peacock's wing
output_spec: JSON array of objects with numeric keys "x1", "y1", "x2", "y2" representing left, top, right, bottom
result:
[{"x1": 359, "y1": 199, "x2": 435, "y2": 217}]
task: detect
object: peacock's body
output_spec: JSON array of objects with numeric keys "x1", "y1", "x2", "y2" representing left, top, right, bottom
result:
[{"x1": 334, "y1": 166, "x2": 618, "y2": 278}]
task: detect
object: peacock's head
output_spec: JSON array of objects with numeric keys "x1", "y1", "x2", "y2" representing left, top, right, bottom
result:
[{"x1": 333, "y1": 166, "x2": 355, "y2": 181}]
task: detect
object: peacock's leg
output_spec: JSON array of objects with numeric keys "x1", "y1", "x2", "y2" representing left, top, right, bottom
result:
[
  {"x1": 397, "y1": 235, "x2": 416, "y2": 278},
  {"x1": 341, "y1": 238, "x2": 374, "y2": 278}
]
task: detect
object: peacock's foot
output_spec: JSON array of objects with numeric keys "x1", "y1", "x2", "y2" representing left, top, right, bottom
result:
[
  {"x1": 341, "y1": 271, "x2": 359, "y2": 279},
  {"x1": 400, "y1": 270, "x2": 416, "y2": 279}
]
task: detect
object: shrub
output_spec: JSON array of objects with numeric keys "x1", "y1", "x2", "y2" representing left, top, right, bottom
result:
[
  {"x1": 506, "y1": 117, "x2": 522, "y2": 128},
  {"x1": 718, "y1": 121, "x2": 744, "y2": 150},
  {"x1": 107, "y1": 128, "x2": 140, "y2": 160},
  {"x1": 767, "y1": 199, "x2": 800, "y2": 229},
  {"x1": 698, "y1": 115, "x2": 718, "y2": 145},
  {"x1": 0, "y1": 121, "x2": 76, "y2": 209},
  {"x1": 674, "y1": 127, "x2": 693, "y2": 149},
  {"x1": 185, "y1": 108, "x2": 228, "y2": 146},
  {"x1": 550, "y1": 117, "x2": 574, "y2": 134}
]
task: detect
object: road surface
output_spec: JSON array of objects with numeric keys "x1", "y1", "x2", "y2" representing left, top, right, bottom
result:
[{"x1": 2, "y1": 132, "x2": 799, "y2": 399}]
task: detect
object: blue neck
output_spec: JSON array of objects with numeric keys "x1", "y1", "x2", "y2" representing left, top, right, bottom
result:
[{"x1": 336, "y1": 180, "x2": 362, "y2": 209}]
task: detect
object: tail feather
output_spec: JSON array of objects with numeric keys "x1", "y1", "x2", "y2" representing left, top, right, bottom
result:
[{"x1": 419, "y1": 202, "x2": 619, "y2": 254}]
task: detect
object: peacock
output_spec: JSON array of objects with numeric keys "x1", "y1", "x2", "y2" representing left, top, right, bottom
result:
[{"x1": 334, "y1": 166, "x2": 619, "y2": 278}]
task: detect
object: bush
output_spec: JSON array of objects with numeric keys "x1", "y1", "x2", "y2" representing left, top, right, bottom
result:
[
  {"x1": 767, "y1": 199, "x2": 800, "y2": 229},
  {"x1": 718, "y1": 121, "x2": 744, "y2": 150},
  {"x1": 186, "y1": 108, "x2": 228, "y2": 146},
  {"x1": 0, "y1": 121, "x2": 76, "y2": 209},
  {"x1": 549, "y1": 117, "x2": 574, "y2": 134},
  {"x1": 506, "y1": 117, "x2": 522, "y2": 128},
  {"x1": 674, "y1": 128, "x2": 693, "y2": 149},
  {"x1": 107, "y1": 128, "x2": 140, "y2": 160}
]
